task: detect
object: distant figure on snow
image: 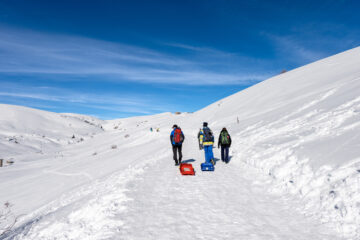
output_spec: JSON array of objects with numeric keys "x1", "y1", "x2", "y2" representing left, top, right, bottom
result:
[
  {"x1": 150, "y1": 127, "x2": 153, "y2": 132},
  {"x1": 199, "y1": 122, "x2": 215, "y2": 165},
  {"x1": 170, "y1": 124, "x2": 185, "y2": 166},
  {"x1": 218, "y1": 128, "x2": 232, "y2": 163}
]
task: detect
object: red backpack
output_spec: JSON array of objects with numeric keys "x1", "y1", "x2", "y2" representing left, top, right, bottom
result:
[{"x1": 174, "y1": 128, "x2": 183, "y2": 143}]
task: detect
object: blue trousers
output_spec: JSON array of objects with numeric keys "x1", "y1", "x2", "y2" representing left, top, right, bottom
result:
[{"x1": 204, "y1": 145, "x2": 214, "y2": 164}]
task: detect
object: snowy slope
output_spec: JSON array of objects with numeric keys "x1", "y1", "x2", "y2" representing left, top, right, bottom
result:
[
  {"x1": 0, "y1": 104, "x2": 104, "y2": 159},
  {"x1": 195, "y1": 46, "x2": 360, "y2": 236},
  {"x1": 0, "y1": 47, "x2": 360, "y2": 239}
]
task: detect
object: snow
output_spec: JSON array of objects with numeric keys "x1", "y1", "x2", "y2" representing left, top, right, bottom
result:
[{"x1": 1, "y1": 46, "x2": 360, "y2": 239}]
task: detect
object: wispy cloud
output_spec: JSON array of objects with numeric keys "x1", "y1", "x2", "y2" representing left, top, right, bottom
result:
[
  {"x1": 0, "y1": 26, "x2": 272, "y2": 86},
  {"x1": 164, "y1": 42, "x2": 237, "y2": 58},
  {"x1": 264, "y1": 25, "x2": 360, "y2": 66},
  {"x1": 0, "y1": 26, "x2": 275, "y2": 118},
  {"x1": 265, "y1": 34, "x2": 328, "y2": 65},
  {"x1": 0, "y1": 83, "x2": 174, "y2": 117}
]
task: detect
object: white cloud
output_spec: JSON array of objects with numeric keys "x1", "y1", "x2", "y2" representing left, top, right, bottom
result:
[
  {"x1": 265, "y1": 33, "x2": 333, "y2": 65},
  {"x1": 0, "y1": 26, "x2": 271, "y2": 85},
  {"x1": 164, "y1": 42, "x2": 237, "y2": 58},
  {"x1": 0, "y1": 85, "x2": 177, "y2": 116}
]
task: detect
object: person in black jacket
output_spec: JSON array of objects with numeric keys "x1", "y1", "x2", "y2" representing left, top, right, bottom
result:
[
  {"x1": 218, "y1": 128, "x2": 232, "y2": 163},
  {"x1": 170, "y1": 124, "x2": 185, "y2": 166}
]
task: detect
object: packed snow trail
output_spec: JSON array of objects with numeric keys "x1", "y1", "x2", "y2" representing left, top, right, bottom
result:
[
  {"x1": 112, "y1": 136, "x2": 341, "y2": 240},
  {"x1": 5, "y1": 133, "x2": 342, "y2": 240}
]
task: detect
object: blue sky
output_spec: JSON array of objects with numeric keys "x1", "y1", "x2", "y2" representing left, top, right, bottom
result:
[{"x1": 0, "y1": 0, "x2": 359, "y2": 119}]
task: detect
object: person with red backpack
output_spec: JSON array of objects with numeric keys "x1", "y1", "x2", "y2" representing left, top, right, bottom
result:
[
  {"x1": 170, "y1": 124, "x2": 185, "y2": 166},
  {"x1": 218, "y1": 127, "x2": 232, "y2": 163}
]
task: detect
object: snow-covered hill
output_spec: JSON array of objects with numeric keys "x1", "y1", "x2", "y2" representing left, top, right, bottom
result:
[
  {"x1": 0, "y1": 104, "x2": 104, "y2": 159},
  {"x1": 196, "y1": 46, "x2": 360, "y2": 236},
  {"x1": 1, "y1": 47, "x2": 359, "y2": 239}
]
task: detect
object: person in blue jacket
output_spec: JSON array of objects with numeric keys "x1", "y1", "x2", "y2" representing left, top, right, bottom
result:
[
  {"x1": 199, "y1": 122, "x2": 215, "y2": 165},
  {"x1": 170, "y1": 124, "x2": 185, "y2": 166}
]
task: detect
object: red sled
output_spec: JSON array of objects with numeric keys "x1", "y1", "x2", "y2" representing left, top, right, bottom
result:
[{"x1": 179, "y1": 163, "x2": 195, "y2": 175}]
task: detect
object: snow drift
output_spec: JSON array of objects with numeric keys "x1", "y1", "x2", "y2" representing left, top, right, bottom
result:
[{"x1": 0, "y1": 46, "x2": 360, "y2": 239}]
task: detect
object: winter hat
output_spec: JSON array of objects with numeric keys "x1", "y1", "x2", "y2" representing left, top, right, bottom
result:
[
  {"x1": 222, "y1": 127, "x2": 227, "y2": 131},
  {"x1": 172, "y1": 124, "x2": 178, "y2": 128},
  {"x1": 203, "y1": 122, "x2": 208, "y2": 127}
]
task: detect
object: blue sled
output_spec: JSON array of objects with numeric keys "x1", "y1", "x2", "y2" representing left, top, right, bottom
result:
[{"x1": 201, "y1": 162, "x2": 214, "y2": 171}]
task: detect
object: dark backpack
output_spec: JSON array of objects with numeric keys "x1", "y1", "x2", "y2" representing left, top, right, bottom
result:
[
  {"x1": 174, "y1": 128, "x2": 183, "y2": 144},
  {"x1": 203, "y1": 127, "x2": 213, "y2": 142},
  {"x1": 220, "y1": 131, "x2": 230, "y2": 145}
]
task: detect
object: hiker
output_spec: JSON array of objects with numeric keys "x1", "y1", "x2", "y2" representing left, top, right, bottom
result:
[
  {"x1": 199, "y1": 122, "x2": 215, "y2": 165},
  {"x1": 218, "y1": 128, "x2": 232, "y2": 163},
  {"x1": 170, "y1": 124, "x2": 185, "y2": 166},
  {"x1": 197, "y1": 128, "x2": 204, "y2": 150}
]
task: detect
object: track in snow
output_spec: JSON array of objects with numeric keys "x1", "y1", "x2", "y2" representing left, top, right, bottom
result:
[
  {"x1": 115, "y1": 139, "x2": 341, "y2": 240},
  {"x1": 4, "y1": 135, "x2": 342, "y2": 240}
]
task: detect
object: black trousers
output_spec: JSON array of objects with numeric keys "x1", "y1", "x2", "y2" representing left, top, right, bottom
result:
[
  {"x1": 221, "y1": 146, "x2": 229, "y2": 162},
  {"x1": 172, "y1": 145, "x2": 182, "y2": 163}
]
